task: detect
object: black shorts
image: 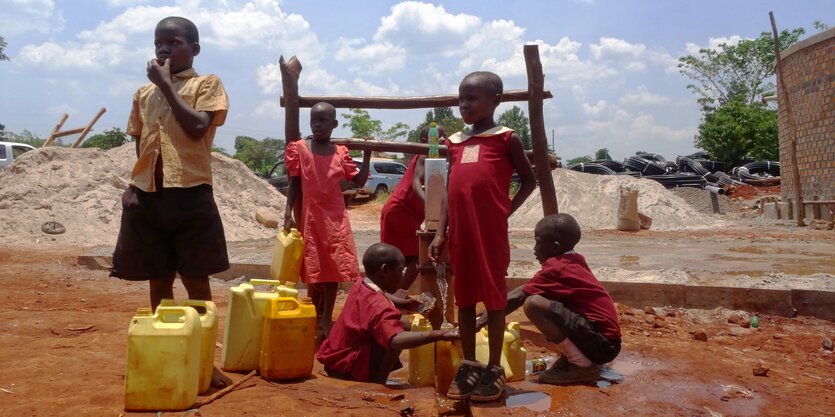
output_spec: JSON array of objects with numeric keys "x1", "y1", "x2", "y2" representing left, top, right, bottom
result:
[
  {"x1": 549, "y1": 300, "x2": 621, "y2": 365},
  {"x1": 110, "y1": 184, "x2": 229, "y2": 280}
]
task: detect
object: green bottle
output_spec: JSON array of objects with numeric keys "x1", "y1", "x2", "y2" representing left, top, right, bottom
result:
[
  {"x1": 750, "y1": 316, "x2": 760, "y2": 328},
  {"x1": 428, "y1": 122, "x2": 439, "y2": 158}
]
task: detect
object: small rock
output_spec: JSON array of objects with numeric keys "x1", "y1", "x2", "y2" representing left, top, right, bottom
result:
[
  {"x1": 752, "y1": 363, "x2": 769, "y2": 377},
  {"x1": 255, "y1": 208, "x2": 279, "y2": 229},
  {"x1": 694, "y1": 330, "x2": 708, "y2": 342},
  {"x1": 665, "y1": 310, "x2": 677, "y2": 318},
  {"x1": 740, "y1": 320, "x2": 751, "y2": 328},
  {"x1": 823, "y1": 337, "x2": 834, "y2": 351},
  {"x1": 644, "y1": 306, "x2": 657, "y2": 315},
  {"x1": 642, "y1": 331, "x2": 650, "y2": 337},
  {"x1": 773, "y1": 334, "x2": 786, "y2": 340},
  {"x1": 623, "y1": 309, "x2": 635, "y2": 316},
  {"x1": 653, "y1": 322, "x2": 663, "y2": 329},
  {"x1": 645, "y1": 316, "x2": 654, "y2": 324}
]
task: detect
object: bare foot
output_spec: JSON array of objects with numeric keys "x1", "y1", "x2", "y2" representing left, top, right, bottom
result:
[{"x1": 210, "y1": 365, "x2": 232, "y2": 388}]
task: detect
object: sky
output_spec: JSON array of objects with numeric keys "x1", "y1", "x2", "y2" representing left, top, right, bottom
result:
[{"x1": 0, "y1": 0, "x2": 830, "y2": 161}]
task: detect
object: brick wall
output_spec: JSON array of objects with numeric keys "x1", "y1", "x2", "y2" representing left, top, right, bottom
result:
[{"x1": 777, "y1": 29, "x2": 835, "y2": 206}]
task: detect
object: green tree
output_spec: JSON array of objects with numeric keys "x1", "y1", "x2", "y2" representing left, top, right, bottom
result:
[
  {"x1": 5, "y1": 129, "x2": 49, "y2": 147},
  {"x1": 232, "y1": 136, "x2": 284, "y2": 175},
  {"x1": 379, "y1": 122, "x2": 410, "y2": 142},
  {"x1": 341, "y1": 108, "x2": 381, "y2": 139},
  {"x1": 594, "y1": 148, "x2": 611, "y2": 160},
  {"x1": 497, "y1": 106, "x2": 531, "y2": 149},
  {"x1": 813, "y1": 20, "x2": 830, "y2": 32},
  {"x1": 407, "y1": 107, "x2": 465, "y2": 142},
  {"x1": 678, "y1": 27, "x2": 805, "y2": 111},
  {"x1": 81, "y1": 127, "x2": 130, "y2": 150},
  {"x1": 0, "y1": 36, "x2": 9, "y2": 62},
  {"x1": 567, "y1": 155, "x2": 593, "y2": 165},
  {"x1": 695, "y1": 99, "x2": 777, "y2": 167}
]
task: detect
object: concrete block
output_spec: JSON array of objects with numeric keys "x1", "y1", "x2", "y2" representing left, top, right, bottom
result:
[
  {"x1": 685, "y1": 286, "x2": 793, "y2": 316},
  {"x1": 763, "y1": 203, "x2": 780, "y2": 219},
  {"x1": 805, "y1": 204, "x2": 818, "y2": 220},
  {"x1": 778, "y1": 202, "x2": 793, "y2": 220},
  {"x1": 792, "y1": 289, "x2": 835, "y2": 321},
  {"x1": 601, "y1": 282, "x2": 686, "y2": 308}
]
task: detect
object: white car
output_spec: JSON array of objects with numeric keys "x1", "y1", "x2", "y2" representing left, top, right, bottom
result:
[
  {"x1": 0, "y1": 142, "x2": 36, "y2": 169},
  {"x1": 353, "y1": 158, "x2": 408, "y2": 199}
]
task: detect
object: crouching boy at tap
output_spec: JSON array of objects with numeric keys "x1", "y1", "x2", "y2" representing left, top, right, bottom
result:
[
  {"x1": 316, "y1": 243, "x2": 459, "y2": 384},
  {"x1": 478, "y1": 213, "x2": 621, "y2": 385}
]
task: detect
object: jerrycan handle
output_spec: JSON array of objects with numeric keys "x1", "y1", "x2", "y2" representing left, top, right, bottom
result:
[
  {"x1": 155, "y1": 306, "x2": 190, "y2": 324},
  {"x1": 179, "y1": 299, "x2": 217, "y2": 315},
  {"x1": 270, "y1": 297, "x2": 301, "y2": 313},
  {"x1": 250, "y1": 279, "x2": 283, "y2": 288},
  {"x1": 283, "y1": 228, "x2": 302, "y2": 239}
]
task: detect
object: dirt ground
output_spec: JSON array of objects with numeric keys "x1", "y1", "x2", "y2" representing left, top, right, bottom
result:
[{"x1": 1, "y1": 202, "x2": 834, "y2": 416}]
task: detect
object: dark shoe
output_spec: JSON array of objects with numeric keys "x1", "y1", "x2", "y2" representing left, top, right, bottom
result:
[
  {"x1": 446, "y1": 360, "x2": 483, "y2": 400},
  {"x1": 539, "y1": 360, "x2": 602, "y2": 385},
  {"x1": 470, "y1": 364, "x2": 506, "y2": 402}
]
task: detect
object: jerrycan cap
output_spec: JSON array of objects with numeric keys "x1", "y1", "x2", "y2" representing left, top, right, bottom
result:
[
  {"x1": 417, "y1": 318, "x2": 429, "y2": 327},
  {"x1": 300, "y1": 297, "x2": 313, "y2": 304},
  {"x1": 135, "y1": 307, "x2": 153, "y2": 316}
]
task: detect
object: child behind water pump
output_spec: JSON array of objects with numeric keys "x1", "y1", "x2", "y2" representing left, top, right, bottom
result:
[{"x1": 429, "y1": 71, "x2": 537, "y2": 401}]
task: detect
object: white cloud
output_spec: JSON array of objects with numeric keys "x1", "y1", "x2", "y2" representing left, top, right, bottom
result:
[
  {"x1": 334, "y1": 38, "x2": 407, "y2": 74},
  {"x1": 106, "y1": 0, "x2": 153, "y2": 7},
  {"x1": 590, "y1": 37, "x2": 646, "y2": 60},
  {"x1": 620, "y1": 85, "x2": 670, "y2": 106},
  {"x1": 582, "y1": 100, "x2": 609, "y2": 116},
  {"x1": 352, "y1": 78, "x2": 401, "y2": 96},
  {"x1": 684, "y1": 35, "x2": 745, "y2": 55},
  {"x1": 484, "y1": 38, "x2": 617, "y2": 85},
  {"x1": 373, "y1": 1, "x2": 481, "y2": 56},
  {"x1": 0, "y1": 0, "x2": 62, "y2": 35}
]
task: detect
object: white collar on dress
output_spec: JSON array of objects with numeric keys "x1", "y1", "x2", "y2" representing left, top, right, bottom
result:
[
  {"x1": 447, "y1": 126, "x2": 513, "y2": 144},
  {"x1": 363, "y1": 277, "x2": 382, "y2": 293}
]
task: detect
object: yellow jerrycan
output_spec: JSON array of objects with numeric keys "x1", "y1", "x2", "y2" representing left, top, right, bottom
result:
[
  {"x1": 159, "y1": 299, "x2": 218, "y2": 394},
  {"x1": 221, "y1": 279, "x2": 299, "y2": 372},
  {"x1": 407, "y1": 316, "x2": 435, "y2": 385},
  {"x1": 259, "y1": 296, "x2": 317, "y2": 381},
  {"x1": 125, "y1": 306, "x2": 201, "y2": 411},
  {"x1": 270, "y1": 228, "x2": 304, "y2": 283},
  {"x1": 434, "y1": 322, "x2": 462, "y2": 394},
  {"x1": 475, "y1": 321, "x2": 528, "y2": 381}
]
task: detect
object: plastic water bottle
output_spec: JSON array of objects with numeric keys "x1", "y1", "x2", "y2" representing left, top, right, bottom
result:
[
  {"x1": 427, "y1": 122, "x2": 440, "y2": 158},
  {"x1": 525, "y1": 356, "x2": 557, "y2": 375},
  {"x1": 750, "y1": 316, "x2": 760, "y2": 328}
]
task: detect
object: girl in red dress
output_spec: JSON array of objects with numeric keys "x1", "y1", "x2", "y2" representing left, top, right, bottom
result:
[
  {"x1": 380, "y1": 124, "x2": 446, "y2": 291},
  {"x1": 283, "y1": 102, "x2": 371, "y2": 339},
  {"x1": 430, "y1": 72, "x2": 536, "y2": 402}
]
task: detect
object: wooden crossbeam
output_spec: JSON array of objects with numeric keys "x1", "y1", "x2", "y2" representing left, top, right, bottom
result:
[{"x1": 280, "y1": 89, "x2": 553, "y2": 109}]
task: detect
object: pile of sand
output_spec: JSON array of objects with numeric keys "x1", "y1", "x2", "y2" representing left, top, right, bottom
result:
[
  {"x1": 0, "y1": 143, "x2": 286, "y2": 248},
  {"x1": 510, "y1": 169, "x2": 716, "y2": 231}
]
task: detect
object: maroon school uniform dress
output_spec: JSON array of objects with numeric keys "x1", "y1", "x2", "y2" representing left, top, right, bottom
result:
[
  {"x1": 316, "y1": 278, "x2": 405, "y2": 382},
  {"x1": 522, "y1": 252, "x2": 621, "y2": 341},
  {"x1": 447, "y1": 127, "x2": 515, "y2": 310},
  {"x1": 380, "y1": 156, "x2": 424, "y2": 257}
]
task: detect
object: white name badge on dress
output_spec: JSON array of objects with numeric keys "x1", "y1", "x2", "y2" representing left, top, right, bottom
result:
[{"x1": 461, "y1": 144, "x2": 480, "y2": 164}]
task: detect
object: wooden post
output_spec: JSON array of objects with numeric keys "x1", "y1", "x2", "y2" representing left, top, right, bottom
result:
[
  {"x1": 70, "y1": 107, "x2": 107, "y2": 148},
  {"x1": 42, "y1": 113, "x2": 68, "y2": 148},
  {"x1": 279, "y1": 55, "x2": 302, "y2": 144},
  {"x1": 769, "y1": 12, "x2": 804, "y2": 227},
  {"x1": 524, "y1": 44, "x2": 559, "y2": 215}
]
